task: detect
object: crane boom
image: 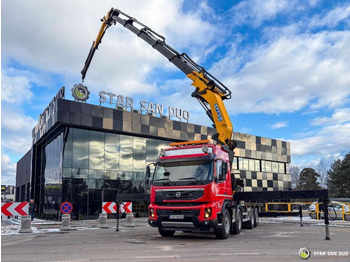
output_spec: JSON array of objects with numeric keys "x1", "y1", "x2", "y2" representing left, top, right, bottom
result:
[{"x1": 81, "y1": 7, "x2": 236, "y2": 151}]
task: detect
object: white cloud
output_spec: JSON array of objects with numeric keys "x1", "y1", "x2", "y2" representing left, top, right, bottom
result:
[
  {"x1": 1, "y1": 73, "x2": 33, "y2": 104},
  {"x1": 230, "y1": 0, "x2": 293, "y2": 27},
  {"x1": 1, "y1": 106, "x2": 35, "y2": 155},
  {"x1": 289, "y1": 122, "x2": 350, "y2": 156},
  {"x1": 311, "y1": 108, "x2": 350, "y2": 126},
  {"x1": 214, "y1": 30, "x2": 350, "y2": 114},
  {"x1": 1, "y1": 154, "x2": 16, "y2": 185},
  {"x1": 271, "y1": 121, "x2": 288, "y2": 129},
  {"x1": 309, "y1": 3, "x2": 350, "y2": 28},
  {"x1": 2, "y1": 0, "x2": 218, "y2": 96}
]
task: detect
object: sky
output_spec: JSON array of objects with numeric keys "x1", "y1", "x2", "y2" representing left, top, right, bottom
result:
[{"x1": 1, "y1": 0, "x2": 350, "y2": 185}]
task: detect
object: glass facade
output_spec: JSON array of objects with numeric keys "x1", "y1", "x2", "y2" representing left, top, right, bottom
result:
[{"x1": 42, "y1": 127, "x2": 169, "y2": 219}]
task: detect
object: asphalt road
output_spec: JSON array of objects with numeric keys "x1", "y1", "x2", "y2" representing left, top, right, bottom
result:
[{"x1": 1, "y1": 223, "x2": 349, "y2": 262}]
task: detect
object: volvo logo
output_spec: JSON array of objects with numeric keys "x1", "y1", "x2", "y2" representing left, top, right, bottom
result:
[
  {"x1": 72, "y1": 83, "x2": 90, "y2": 102},
  {"x1": 175, "y1": 192, "x2": 181, "y2": 198}
]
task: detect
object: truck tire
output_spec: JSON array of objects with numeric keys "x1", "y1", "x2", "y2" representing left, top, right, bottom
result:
[
  {"x1": 158, "y1": 228, "x2": 175, "y2": 237},
  {"x1": 244, "y1": 209, "x2": 254, "y2": 229},
  {"x1": 214, "y1": 208, "x2": 231, "y2": 239},
  {"x1": 232, "y1": 208, "x2": 242, "y2": 235},
  {"x1": 254, "y1": 207, "x2": 259, "y2": 227}
]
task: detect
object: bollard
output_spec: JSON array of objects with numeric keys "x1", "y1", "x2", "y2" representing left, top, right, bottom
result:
[
  {"x1": 99, "y1": 213, "x2": 108, "y2": 228},
  {"x1": 299, "y1": 205, "x2": 303, "y2": 227},
  {"x1": 19, "y1": 215, "x2": 33, "y2": 233},
  {"x1": 124, "y1": 213, "x2": 135, "y2": 227},
  {"x1": 60, "y1": 214, "x2": 72, "y2": 231},
  {"x1": 323, "y1": 199, "x2": 331, "y2": 240}
]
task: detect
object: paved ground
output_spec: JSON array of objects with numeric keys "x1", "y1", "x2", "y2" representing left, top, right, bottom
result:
[{"x1": 1, "y1": 220, "x2": 349, "y2": 262}]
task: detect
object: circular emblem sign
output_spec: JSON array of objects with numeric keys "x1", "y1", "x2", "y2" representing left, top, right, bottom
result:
[
  {"x1": 60, "y1": 201, "x2": 73, "y2": 214},
  {"x1": 71, "y1": 83, "x2": 90, "y2": 102}
]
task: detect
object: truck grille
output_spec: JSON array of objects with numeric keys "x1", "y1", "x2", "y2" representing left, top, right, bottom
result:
[{"x1": 155, "y1": 189, "x2": 204, "y2": 202}]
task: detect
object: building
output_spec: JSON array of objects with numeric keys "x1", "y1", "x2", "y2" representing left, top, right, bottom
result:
[{"x1": 16, "y1": 87, "x2": 291, "y2": 219}]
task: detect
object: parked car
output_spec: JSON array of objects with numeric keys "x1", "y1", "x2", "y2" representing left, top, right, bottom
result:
[{"x1": 308, "y1": 201, "x2": 350, "y2": 220}]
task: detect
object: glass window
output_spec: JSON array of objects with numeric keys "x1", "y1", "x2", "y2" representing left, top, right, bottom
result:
[
  {"x1": 265, "y1": 161, "x2": 272, "y2": 172},
  {"x1": 255, "y1": 160, "x2": 260, "y2": 172},
  {"x1": 238, "y1": 157, "x2": 243, "y2": 170},
  {"x1": 133, "y1": 137, "x2": 146, "y2": 172},
  {"x1": 105, "y1": 133, "x2": 119, "y2": 170},
  {"x1": 243, "y1": 158, "x2": 249, "y2": 170},
  {"x1": 146, "y1": 139, "x2": 159, "y2": 164},
  {"x1": 279, "y1": 163, "x2": 285, "y2": 174},
  {"x1": 249, "y1": 159, "x2": 255, "y2": 171},
  {"x1": 89, "y1": 131, "x2": 105, "y2": 170},
  {"x1": 72, "y1": 168, "x2": 88, "y2": 178},
  {"x1": 63, "y1": 128, "x2": 73, "y2": 168},
  {"x1": 72, "y1": 128, "x2": 89, "y2": 169},
  {"x1": 261, "y1": 160, "x2": 266, "y2": 172},
  {"x1": 232, "y1": 157, "x2": 238, "y2": 170},
  {"x1": 216, "y1": 160, "x2": 223, "y2": 176},
  {"x1": 154, "y1": 160, "x2": 214, "y2": 182},
  {"x1": 119, "y1": 135, "x2": 133, "y2": 171},
  {"x1": 286, "y1": 164, "x2": 290, "y2": 174},
  {"x1": 272, "y1": 162, "x2": 278, "y2": 173}
]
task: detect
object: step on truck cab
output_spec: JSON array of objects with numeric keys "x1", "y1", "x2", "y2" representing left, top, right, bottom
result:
[{"x1": 147, "y1": 140, "x2": 258, "y2": 239}]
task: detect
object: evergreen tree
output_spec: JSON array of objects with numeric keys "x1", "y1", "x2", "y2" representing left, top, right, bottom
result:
[
  {"x1": 327, "y1": 153, "x2": 350, "y2": 198},
  {"x1": 296, "y1": 168, "x2": 321, "y2": 190}
]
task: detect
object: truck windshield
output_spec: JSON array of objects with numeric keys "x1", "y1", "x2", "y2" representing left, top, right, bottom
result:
[{"x1": 153, "y1": 160, "x2": 213, "y2": 185}]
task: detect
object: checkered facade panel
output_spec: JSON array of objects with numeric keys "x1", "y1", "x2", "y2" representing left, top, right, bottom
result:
[{"x1": 32, "y1": 99, "x2": 291, "y2": 191}]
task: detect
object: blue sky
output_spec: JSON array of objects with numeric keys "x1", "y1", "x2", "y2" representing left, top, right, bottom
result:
[{"x1": 2, "y1": 0, "x2": 350, "y2": 185}]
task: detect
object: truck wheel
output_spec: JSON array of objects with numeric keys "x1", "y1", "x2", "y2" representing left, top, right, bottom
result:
[
  {"x1": 244, "y1": 209, "x2": 254, "y2": 229},
  {"x1": 158, "y1": 228, "x2": 175, "y2": 237},
  {"x1": 232, "y1": 208, "x2": 242, "y2": 235},
  {"x1": 214, "y1": 208, "x2": 231, "y2": 239},
  {"x1": 254, "y1": 207, "x2": 259, "y2": 227}
]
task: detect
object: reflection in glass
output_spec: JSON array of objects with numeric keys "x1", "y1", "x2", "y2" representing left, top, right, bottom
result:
[
  {"x1": 105, "y1": 133, "x2": 119, "y2": 170},
  {"x1": 249, "y1": 159, "x2": 255, "y2": 171},
  {"x1": 232, "y1": 157, "x2": 238, "y2": 170},
  {"x1": 120, "y1": 135, "x2": 133, "y2": 171},
  {"x1": 89, "y1": 131, "x2": 105, "y2": 170},
  {"x1": 265, "y1": 161, "x2": 272, "y2": 172},
  {"x1": 63, "y1": 128, "x2": 73, "y2": 168},
  {"x1": 272, "y1": 162, "x2": 278, "y2": 173},
  {"x1": 154, "y1": 160, "x2": 213, "y2": 183},
  {"x1": 72, "y1": 168, "x2": 88, "y2": 178},
  {"x1": 279, "y1": 163, "x2": 285, "y2": 174},
  {"x1": 133, "y1": 137, "x2": 146, "y2": 172},
  {"x1": 72, "y1": 128, "x2": 89, "y2": 169},
  {"x1": 255, "y1": 160, "x2": 260, "y2": 172}
]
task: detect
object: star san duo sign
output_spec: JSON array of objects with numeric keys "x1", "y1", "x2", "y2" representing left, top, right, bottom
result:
[
  {"x1": 70, "y1": 85, "x2": 190, "y2": 121},
  {"x1": 99, "y1": 90, "x2": 190, "y2": 122}
]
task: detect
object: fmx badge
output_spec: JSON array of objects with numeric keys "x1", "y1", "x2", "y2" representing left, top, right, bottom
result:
[
  {"x1": 299, "y1": 247, "x2": 311, "y2": 260},
  {"x1": 72, "y1": 84, "x2": 90, "y2": 102}
]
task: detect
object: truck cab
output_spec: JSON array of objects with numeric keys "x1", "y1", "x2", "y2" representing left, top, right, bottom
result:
[{"x1": 147, "y1": 140, "x2": 250, "y2": 239}]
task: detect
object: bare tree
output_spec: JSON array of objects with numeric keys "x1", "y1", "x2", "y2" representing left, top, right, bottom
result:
[
  {"x1": 289, "y1": 164, "x2": 300, "y2": 190},
  {"x1": 317, "y1": 158, "x2": 328, "y2": 188}
]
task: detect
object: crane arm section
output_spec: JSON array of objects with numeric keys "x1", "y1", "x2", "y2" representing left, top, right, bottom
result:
[{"x1": 81, "y1": 7, "x2": 236, "y2": 151}]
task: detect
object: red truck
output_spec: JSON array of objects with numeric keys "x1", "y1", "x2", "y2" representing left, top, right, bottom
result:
[{"x1": 147, "y1": 140, "x2": 258, "y2": 239}]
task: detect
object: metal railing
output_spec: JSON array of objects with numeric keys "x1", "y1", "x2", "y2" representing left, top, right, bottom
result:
[{"x1": 264, "y1": 202, "x2": 350, "y2": 221}]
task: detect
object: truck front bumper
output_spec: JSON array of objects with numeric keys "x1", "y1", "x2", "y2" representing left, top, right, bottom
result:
[{"x1": 148, "y1": 216, "x2": 218, "y2": 232}]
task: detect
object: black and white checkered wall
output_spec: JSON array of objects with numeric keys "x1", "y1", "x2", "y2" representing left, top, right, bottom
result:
[{"x1": 33, "y1": 99, "x2": 291, "y2": 191}]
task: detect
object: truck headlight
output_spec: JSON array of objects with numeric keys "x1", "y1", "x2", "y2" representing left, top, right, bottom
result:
[
  {"x1": 204, "y1": 208, "x2": 212, "y2": 218},
  {"x1": 149, "y1": 208, "x2": 155, "y2": 218}
]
